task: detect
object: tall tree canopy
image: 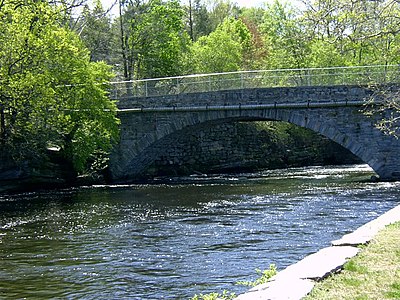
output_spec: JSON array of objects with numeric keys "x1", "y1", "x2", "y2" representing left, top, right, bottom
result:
[
  {"x1": 185, "y1": 0, "x2": 211, "y2": 41},
  {"x1": 189, "y1": 17, "x2": 252, "y2": 73},
  {"x1": 303, "y1": 0, "x2": 400, "y2": 66},
  {"x1": 0, "y1": 0, "x2": 119, "y2": 173},
  {"x1": 117, "y1": 0, "x2": 190, "y2": 80},
  {"x1": 260, "y1": 0, "x2": 310, "y2": 69},
  {"x1": 79, "y1": 0, "x2": 113, "y2": 63},
  {"x1": 74, "y1": 0, "x2": 400, "y2": 78}
]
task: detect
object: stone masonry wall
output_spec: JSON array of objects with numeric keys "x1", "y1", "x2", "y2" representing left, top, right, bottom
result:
[{"x1": 145, "y1": 121, "x2": 360, "y2": 177}]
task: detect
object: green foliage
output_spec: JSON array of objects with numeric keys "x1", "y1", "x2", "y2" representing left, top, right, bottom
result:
[
  {"x1": 108, "y1": 0, "x2": 400, "y2": 84},
  {"x1": 237, "y1": 264, "x2": 277, "y2": 287},
  {"x1": 190, "y1": 17, "x2": 252, "y2": 73},
  {"x1": 386, "y1": 282, "x2": 400, "y2": 299},
  {"x1": 303, "y1": 0, "x2": 400, "y2": 66},
  {"x1": 120, "y1": 0, "x2": 190, "y2": 80},
  {"x1": 306, "y1": 39, "x2": 348, "y2": 67},
  {"x1": 79, "y1": 0, "x2": 113, "y2": 62},
  {"x1": 208, "y1": 0, "x2": 241, "y2": 33},
  {"x1": 191, "y1": 290, "x2": 236, "y2": 300},
  {"x1": 0, "y1": 0, "x2": 119, "y2": 174},
  {"x1": 108, "y1": 0, "x2": 400, "y2": 79},
  {"x1": 186, "y1": 0, "x2": 212, "y2": 41},
  {"x1": 138, "y1": 0, "x2": 190, "y2": 78},
  {"x1": 261, "y1": 0, "x2": 310, "y2": 69},
  {"x1": 191, "y1": 265, "x2": 276, "y2": 300}
]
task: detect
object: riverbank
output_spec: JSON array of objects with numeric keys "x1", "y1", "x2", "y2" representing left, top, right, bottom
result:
[
  {"x1": 305, "y1": 221, "x2": 400, "y2": 299},
  {"x1": 236, "y1": 204, "x2": 400, "y2": 299}
]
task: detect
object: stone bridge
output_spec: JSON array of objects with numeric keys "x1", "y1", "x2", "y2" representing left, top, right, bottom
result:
[{"x1": 108, "y1": 66, "x2": 400, "y2": 182}]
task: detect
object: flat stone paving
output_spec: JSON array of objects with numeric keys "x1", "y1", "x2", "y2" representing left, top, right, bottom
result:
[{"x1": 236, "y1": 204, "x2": 400, "y2": 300}]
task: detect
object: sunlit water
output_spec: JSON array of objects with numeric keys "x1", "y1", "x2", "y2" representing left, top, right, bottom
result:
[{"x1": 1, "y1": 164, "x2": 400, "y2": 299}]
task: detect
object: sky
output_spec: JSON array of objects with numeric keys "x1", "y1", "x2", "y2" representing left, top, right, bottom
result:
[
  {"x1": 99, "y1": 0, "x2": 285, "y2": 17},
  {"x1": 235, "y1": 0, "x2": 267, "y2": 7}
]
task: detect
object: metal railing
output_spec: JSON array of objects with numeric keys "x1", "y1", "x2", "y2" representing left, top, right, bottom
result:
[{"x1": 108, "y1": 65, "x2": 400, "y2": 99}]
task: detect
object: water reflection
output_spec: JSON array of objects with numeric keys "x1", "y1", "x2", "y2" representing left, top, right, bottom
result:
[{"x1": 0, "y1": 165, "x2": 399, "y2": 299}]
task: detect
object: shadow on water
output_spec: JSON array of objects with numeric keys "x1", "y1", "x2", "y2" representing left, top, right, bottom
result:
[{"x1": 0, "y1": 164, "x2": 399, "y2": 299}]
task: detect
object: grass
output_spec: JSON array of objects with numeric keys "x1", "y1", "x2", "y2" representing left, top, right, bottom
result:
[{"x1": 304, "y1": 222, "x2": 400, "y2": 300}]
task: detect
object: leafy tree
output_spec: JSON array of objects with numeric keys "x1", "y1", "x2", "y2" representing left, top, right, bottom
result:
[
  {"x1": 240, "y1": 7, "x2": 265, "y2": 27},
  {"x1": 190, "y1": 17, "x2": 252, "y2": 73},
  {"x1": 305, "y1": 39, "x2": 347, "y2": 67},
  {"x1": 133, "y1": 0, "x2": 190, "y2": 78},
  {"x1": 261, "y1": 0, "x2": 310, "y2": 69},
  {"x1": 116, "y1": 0, "x2": 190, "y2": 80},
  {"x1": 0, "y1": 0, "x2": 119, "y2": 174},
  {"x1": 207, "y1": 0, "x2": 241, "y2": 33},
  {"x1": 186, "y1": 0, "x2": 212, "y2": 41},
  {"x1": 51, "y1": 0, "x2": 90, "y2": 30},
  {"x1": 303, "y1": 0, "x2": 400, "y2": 66},
  {"x1": 79, "y1": 0, "x2": 113, "y2": 63},
  {"x1": 240, "y1": 17, "x2": 268, "y2": 69}
]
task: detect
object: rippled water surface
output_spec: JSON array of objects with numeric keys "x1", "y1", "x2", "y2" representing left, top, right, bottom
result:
[{"x1": 1, "y1": 165, "x2": 400, "y2": 299}]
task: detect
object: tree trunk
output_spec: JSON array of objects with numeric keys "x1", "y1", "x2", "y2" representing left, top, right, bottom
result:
[
  {"x1": 188, "y1": 0, "x2": 194, "y2": 41},
  {"x1": 119, "y1": 0, "x2": 130, "y2": 81},
  {"x1": 0, "y1": 104, "x2": 5, "y2": 145}
]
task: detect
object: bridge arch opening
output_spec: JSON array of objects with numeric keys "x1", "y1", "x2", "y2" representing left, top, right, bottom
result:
[{"x1": 125, "y1": 117, "x2": 363, "y2": 179}]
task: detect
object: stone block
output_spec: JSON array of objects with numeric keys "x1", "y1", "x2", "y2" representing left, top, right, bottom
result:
[
  {"x1": 236, "y1": 278, "x2": 315, "y2": 300},
  {"x1": 274, "y1": 246, "x2": 359, "y2": 281},
  {"x1": 333, "y1": 205, "x2": 400, "y2": 246}
]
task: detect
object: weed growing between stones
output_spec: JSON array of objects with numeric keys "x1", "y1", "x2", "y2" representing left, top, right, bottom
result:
[{"x1": 191, "y1": 264, "x2": 277, "y2": 300}]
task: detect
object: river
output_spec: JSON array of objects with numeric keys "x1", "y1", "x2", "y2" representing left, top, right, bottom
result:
[{"x1": 0, "y1": 164, "x2": 399, "y2": 299}]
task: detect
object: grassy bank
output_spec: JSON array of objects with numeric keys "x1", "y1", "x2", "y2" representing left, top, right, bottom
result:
[{"x1": 305, "y1": 222, "x2": 400, "y2": 300}]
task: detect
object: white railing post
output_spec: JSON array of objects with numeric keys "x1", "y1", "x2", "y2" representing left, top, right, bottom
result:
[
  {"x1": 111, "y1": 83, "x2": 116, "y2": 99},
  {"x1": 342, "y1": 68, "x2": 345, "y2": 85}
]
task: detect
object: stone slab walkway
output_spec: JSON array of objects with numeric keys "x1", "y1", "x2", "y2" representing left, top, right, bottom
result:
[
  {"x1": 332, "y1": 204, "x2": 400, "y2": 246},
  {"x1": 236, "y1": 204, "x2": 400, "y2": 300}
]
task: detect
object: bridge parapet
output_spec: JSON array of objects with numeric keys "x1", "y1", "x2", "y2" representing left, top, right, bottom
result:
[
  {"x1": 116, "y1": 85, "x2": 376, "y2": 110},
  {"x1": 110, "y1": 65, "x2": 399, "y2": 101}
]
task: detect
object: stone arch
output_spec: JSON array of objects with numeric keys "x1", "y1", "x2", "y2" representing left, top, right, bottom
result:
[
  {"x1": 112, "y1": 105, "x2": 388, "y2": 181},
  {"x1": 271, "y1": 109, "x2": 371, "y2": 165},
  {"x1": 260, "y1": 107, "x2": 391, "y2": 178}
]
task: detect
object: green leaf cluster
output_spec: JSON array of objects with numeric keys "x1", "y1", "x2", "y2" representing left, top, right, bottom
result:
[
  {"x1": 190, "y1": 17, "x2": 252, "y2": 73},
  {"x1": 0, "y1": 0, "x2": 119, "y2": 174},
  {"x1": 191, "y1": 290, "x2": 236, "y2": 300},
  {"x1": 116, "y1": 0, "x2": 190, "y2": 80},
  {"x1": 80, "y1": 0, "x2": 400, "y2": 80},
  {"x1": 236, "y1": 264, "x2": 277, "y2": 287},
  {"x1": 190, "y1": 264, "x2": 277, "y2": 300}
]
